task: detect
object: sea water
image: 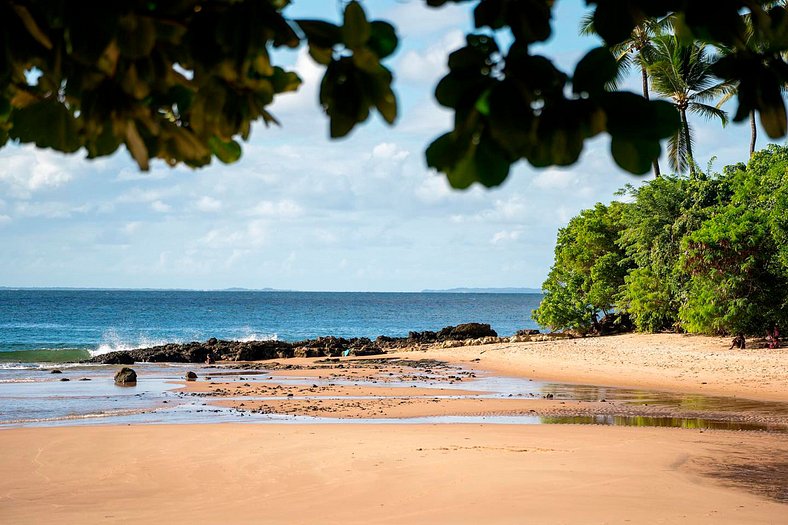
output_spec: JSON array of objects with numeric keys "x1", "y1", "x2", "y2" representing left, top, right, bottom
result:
[{"x1": 0, "y1": 289, "x2": 543, "y2": 363}]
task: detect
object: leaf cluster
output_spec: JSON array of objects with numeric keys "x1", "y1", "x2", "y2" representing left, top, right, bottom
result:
[
  {"x1": 0, "y1": 0, "x2": 399, "y2": 169},
  {"x1": 1, "y1": 0, "x2": 787, "y2": 184}
]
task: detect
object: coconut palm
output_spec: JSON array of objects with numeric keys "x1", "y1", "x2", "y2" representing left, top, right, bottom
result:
[
  {"x1": 580, "y1": 15, "x2": 672, "y2": 176},
  {"x1": 647, "y1": 34, "x2": 735, "y2": 175}
]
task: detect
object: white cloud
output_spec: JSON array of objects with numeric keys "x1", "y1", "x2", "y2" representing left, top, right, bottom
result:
[
  {"x1": 124, "y1": 222, "x2": 142, "y2": 234},
  {"x1": 196, "y1": 196, "x2": 222, "y2": 212},
  {"x1": 371, "y1": 142, "x2": 410, "y2": 161},
  {"x1": 0, "y1": 214, "x2": 10, "y2": 225},
  {"x1": 0, "y1": 148, "x2": 74, "y2": 198},
  {"x1": 532, "y1": 168, "x2": 577, "y2": 190},
  {"x1": 245, "y1": 199, "x2": 303, "y2": 219},
  {"x1": 397, "y1": 29, "x2": 465, "y2": 86},
  {"x1": 382, "y1": 2, "x2": 469, "y2": 39},
  {"x1": 491, "y1": 230, "x2": 521, "y2": 244},
  {"x1": 150, "y1": 200, "x2": 172, "y2": 213},
  {"x1": 201, "y1": 219, "x2": 268, "y2": 249}
]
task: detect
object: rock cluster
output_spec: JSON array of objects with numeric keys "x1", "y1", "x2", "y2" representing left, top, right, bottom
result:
[{"x1": 86, "y1": 323, "x2": 547, "y2": 365}]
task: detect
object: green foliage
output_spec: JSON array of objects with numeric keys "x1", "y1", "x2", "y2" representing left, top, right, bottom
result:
[
  {"x1": 1, "y1": 1, "x2": 787, "y2": 184},
  {"x1": 0, "y1": 0, "x2": 398, "y2": 170},
  {"x1": 533, "y1": 203, "x2": 630, "y2": 333},
  {"x1": 538, "y1": 145, "x2": 788, "y2": 336}
]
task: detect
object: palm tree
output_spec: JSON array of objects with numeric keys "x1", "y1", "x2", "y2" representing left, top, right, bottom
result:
[
  {"x1": 647, "y1": 34, "x2": 734, "y2": 175},
  {"x1": 580, "y1": 15, "x2": 672, "y2": 177}
]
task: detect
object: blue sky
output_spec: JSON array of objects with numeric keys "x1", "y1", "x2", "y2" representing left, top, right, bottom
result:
[{"x1": 0, "y1": 0, "x2": 773, "y2": 291}]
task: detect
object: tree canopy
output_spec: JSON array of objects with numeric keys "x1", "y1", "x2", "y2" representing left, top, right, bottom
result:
[
  {"x1": 1, "y1": 0, "x2": 787, "y2": 188},
  {"x1": 534, "y1": 144, "x2": 788, "y2": 336}
]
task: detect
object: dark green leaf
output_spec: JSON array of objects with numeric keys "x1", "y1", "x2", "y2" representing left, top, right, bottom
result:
[
  {"x1": 573, "y1": 47, "x2": 617, "y2": 96},
  {"x1": 342, "y1": 1, "x2": 370, "y2": 50},
  {"x1": 10, "y1": 99, "x2": 81, "y2": 153},
  {"x1": 368, "y1": 21, "x2": 398, "y2": 59},
  {"x1": 297, "y1": 20, "x2": 342, "y2": 48},
  {"x1": 611, "y1": 136, "x2": 659, "y2": 174}
]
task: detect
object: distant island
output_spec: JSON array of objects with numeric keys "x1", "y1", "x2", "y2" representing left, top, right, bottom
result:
[{"x1": 421, "y1": 287, "x2": 543, "y2": 294}]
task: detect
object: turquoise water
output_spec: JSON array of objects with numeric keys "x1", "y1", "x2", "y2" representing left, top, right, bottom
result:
[{"x1": 0, "y1": 290, "x2": 542, "y2": 363}]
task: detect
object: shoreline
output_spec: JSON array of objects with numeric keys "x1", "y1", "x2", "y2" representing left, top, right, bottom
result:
[
  {"x1": 1, "y1": 333, "x2": 787, "y2": 522},
  {"x1": 401, "y1": 333, "x2": 788, "y2": 403}
]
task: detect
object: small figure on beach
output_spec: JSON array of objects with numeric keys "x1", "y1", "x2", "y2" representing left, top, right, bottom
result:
[
  {"x1": 766, "y1": 325, "x2": 780, "y2": 349},
  {"x1": 729, "y1": 333, "x2": 746, "y2": 350},
  {"x1": 205, "y1": 353, "x2": 215, "y2": 365}
]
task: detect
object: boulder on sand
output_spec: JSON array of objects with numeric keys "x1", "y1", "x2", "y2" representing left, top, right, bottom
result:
[
  {"x1": 114, "y1": 367, "x2": 137, "y2": 385},
  {"x1": 185, "y1": 371, "x2": 198, "y2": 381}
]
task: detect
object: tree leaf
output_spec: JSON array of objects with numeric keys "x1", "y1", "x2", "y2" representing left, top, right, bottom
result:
[
  {"x1": 342, "y1": 1, "x2": 370, "y2": 50},
  {"x1": 125, "y1": 120, "x2": 149, "y2": 171},
  {"x1": 573, "y1": 47, "x2": 617, "y2": 96},
  {"x1": 11, "y1": 4, "x2": 53, "y2": 50},
  {"x1": 10, "y1": 99, "x2": 81, "y2": 153},
  {"x1": 368, "y1": 21, "x2": 398, "y2": 59},
  {"x1": 297, "y1": 20, "x2": 342, "y2": 48},
  {"x1": 611, "y1": 136, "x2": 659, "y2": 175},
  {"x1": 208, "y1": 136, "x2": 242, "y2": 164}
]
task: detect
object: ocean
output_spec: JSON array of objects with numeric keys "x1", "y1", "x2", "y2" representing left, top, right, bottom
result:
[{"x1": 0, "y1": 289, "x2": 543, "y2": 364}]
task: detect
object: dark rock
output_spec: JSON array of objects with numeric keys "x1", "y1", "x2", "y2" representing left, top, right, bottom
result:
[
  {"x1": 50, "y1": 369, "x2": 62, "y2": 374},
  {"x1": 185, "y1": 371, "x2": 198, "y2": 381},
  {"x1": 114, "y1": 367, "x2": 137, "y2": 385},
  {"x1": 207, "y1": 337, "x2": 218, "y2": 346},
  {"x1": 438, "y1": 323, "x2": 497, "y2": 340},
  {"x1": 59, "y1": 377, "x2": 70, "y2": 381},
  {"x1": 516, "y1": 329, "x2": 540, "y2": 336},
  {"x1": 79, "y1": 377, "x2": 91, "y2": 381},
  {"x1": 96, "y1": 351, "x2": 135, "y2": 365}
]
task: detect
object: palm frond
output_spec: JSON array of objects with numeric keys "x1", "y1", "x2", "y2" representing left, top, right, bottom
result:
[
  {"x1": 667, "y1": 129, "x2": 687, "y2": 174},
  {"x1": 666, "y1": 114, "x2": 695, "y2": 175},
  {"x1": 693, "y1": 80, "x2": 737, "y2": 104},
  {"x1": 689, "y1": 102, "x2": 729, "y2": 125},
  {"x1": 579, "y1": 12, "x2": 596, "y2": 36}
]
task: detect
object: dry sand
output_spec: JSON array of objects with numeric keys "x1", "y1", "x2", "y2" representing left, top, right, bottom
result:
[
  {"x1": 412, "y1": 333, "x2": 788, "y2": 402},
  {"x1": 1, "y1": 333, "x2": 787, "y2": 523},
  {"x1": 1, "y1": 424, "x2": 786, "y2": 524}
]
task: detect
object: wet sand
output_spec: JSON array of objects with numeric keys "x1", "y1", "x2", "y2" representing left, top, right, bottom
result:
[{"x1": 1, "y1": 333, "x2": 787, "y2": 523}]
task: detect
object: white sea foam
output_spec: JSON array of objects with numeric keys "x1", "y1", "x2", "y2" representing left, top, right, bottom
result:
[
  {"x1": 0, "y1": 363, "x2": 42, "y2": 370},
  {"x1": 90, "y1": 329, "x2": 181, "y2": 357},
  {"x1": 238, "y1": 331, "x2": 278, "y2": 342}
]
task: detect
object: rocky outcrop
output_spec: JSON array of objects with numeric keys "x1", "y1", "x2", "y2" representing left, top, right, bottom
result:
[
  {"x1": 85, "y1": 323, "x2": 561, "y2": 365},
  {"x1": 114, "y1": 367, "x2": 137, "y2": 384}
]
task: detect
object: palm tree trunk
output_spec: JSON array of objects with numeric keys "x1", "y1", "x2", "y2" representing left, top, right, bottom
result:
[
  {"x1": 641, "y1": 66, "x2": 662, "y2": 177},
  {"x1": 750, "y1": 110, "x2": 757, "y2": 157},
  {"x1": 681, "y1": 108, "x2": 694, "y2": 176}
]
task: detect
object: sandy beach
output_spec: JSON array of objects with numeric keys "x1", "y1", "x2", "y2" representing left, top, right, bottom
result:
[{"x1": 1, "y1": 333, "x2": 787, "y2": 524}]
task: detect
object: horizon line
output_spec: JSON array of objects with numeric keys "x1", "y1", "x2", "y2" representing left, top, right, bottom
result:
[{"x1": 0, "y1": 286, "x2": 544, "y2": 294}]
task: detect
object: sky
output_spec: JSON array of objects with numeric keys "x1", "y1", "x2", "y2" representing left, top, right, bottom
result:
[{"x1": 0, "y1": 0, "x2": 774, "y2": 291}]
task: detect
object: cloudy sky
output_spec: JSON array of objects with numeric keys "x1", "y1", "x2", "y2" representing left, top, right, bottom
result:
[{"x1": 0, "y1": 1, "x2": 769, "y2": 291}]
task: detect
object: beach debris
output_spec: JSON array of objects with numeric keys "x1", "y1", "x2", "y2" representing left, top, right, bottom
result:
[
  {"x1": 50, "y1": 369, "x2": 62, "y2": 374},
  {"x1": 79, "y1": 377, "x2": 91, "y2": 381},
  {"x1": 114, "y1": 367, "x2": 137, "y2": 385},
  {"x1": 59, "y1": 377, "x2": 70, "y2": 381},
  {"x1": 185, "y1": 371, "x2": 198, "y2": 381}
]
